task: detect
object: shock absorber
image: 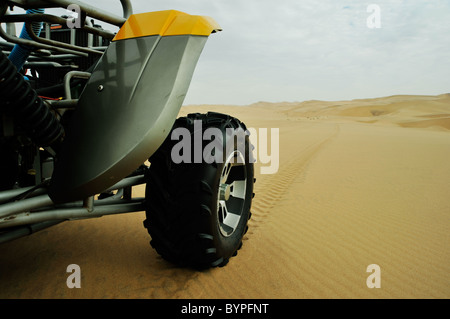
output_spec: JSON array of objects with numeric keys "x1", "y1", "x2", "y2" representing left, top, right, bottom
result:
[{"x1": 0, "y1": 49, "x2": 64, "y2": 148}]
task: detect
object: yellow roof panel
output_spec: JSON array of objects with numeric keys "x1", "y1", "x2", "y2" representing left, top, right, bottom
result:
[{"x1": 113, "y1": 10, "x2": 221, "y2": 41}]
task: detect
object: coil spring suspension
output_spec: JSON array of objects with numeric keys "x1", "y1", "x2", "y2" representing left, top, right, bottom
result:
[{"x1": 0, "y1": 49, "x2": 64, "y2": 147}]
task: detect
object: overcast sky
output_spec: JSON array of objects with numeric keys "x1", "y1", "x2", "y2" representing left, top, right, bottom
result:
[{"x1": 12, "y1": 0, "x2": 450, "y2": 105}]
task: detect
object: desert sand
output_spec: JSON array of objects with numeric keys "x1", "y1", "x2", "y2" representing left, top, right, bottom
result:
[{"x1": 0, "y1": 94, "x2": 449, "y2": 299}]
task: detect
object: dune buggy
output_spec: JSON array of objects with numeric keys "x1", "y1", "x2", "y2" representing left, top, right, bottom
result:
[{"x1": 0, "y1": 0, "x2": 254, "y2": 269}]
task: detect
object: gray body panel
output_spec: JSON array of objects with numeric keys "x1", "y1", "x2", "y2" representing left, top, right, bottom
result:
[{"x1": 49, "y1": 35, "x2": 208, "y2": 203}]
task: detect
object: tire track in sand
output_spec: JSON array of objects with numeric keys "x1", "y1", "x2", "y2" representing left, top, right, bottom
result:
[{"x1": 248, "y1": 123, "x2": 340, "y2": 234}]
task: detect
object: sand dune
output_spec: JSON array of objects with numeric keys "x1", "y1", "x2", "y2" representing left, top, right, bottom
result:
[{"x1": 0, "y1": 94, "x2": 449, "y2": 299}]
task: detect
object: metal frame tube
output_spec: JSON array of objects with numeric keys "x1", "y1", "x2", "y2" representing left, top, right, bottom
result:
[
  {"x1": 0, "y1": 174, "x2": 144, "y2": 204},
  {"x1": 0, "y1": 199, "x2": 144, "y2": 229},
  {"x1": 4, "y1": 1, "x2": 60, "y2": 9},
  {"x1": 0, "y1": 186, "x2": 39, "y2": 204},
  {"x1": 48, "y1": 189, "x2": 124, "y2": 209},
  {"x1": 42, "y1": 0, "x2": 129, "y2": 27},
  {"x1": 103, "y1": 175, "x2": 146, "y2": 193},
  {"x1": 0, "y1": 22, "x2": 89, "y2": 57},
  {"x1": 64, "y1": 70, "x2": 91, "y2": 99},
  {"x1": 1, "y1": 13, "x2": 116, "y2": 40},
  {"x1": 0, "y1": 220, "x2": 64, "y2": 244},
  {"x1": 25, "y1": 21, "x2": 103, "y2": 56},
  {"x1": 47, "y1": 98, "x2": 78, "y2": 110},
  {"x1": 0, "y1": 195, "x2": 54, "y2": 219},
  {"x1": 0, "y1": 174, "x2": 146, "y2": 219},
  {"x1": 85, "y1": 17, "x2": 94, "y2": 47},
  {"x1": 6, "y1": 0, "x2": 132, "y2": 26},
  {"x1": 121, "y1": 0, "x2": 133, "y2": 19}
]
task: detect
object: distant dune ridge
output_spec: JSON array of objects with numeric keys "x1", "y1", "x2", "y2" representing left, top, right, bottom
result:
[
  {"x1": 0, "y1": 94, "x2": 449, "y2": 299},
  {"x1": 247, "y1": 93, "x2": 450, "y2": 130}
]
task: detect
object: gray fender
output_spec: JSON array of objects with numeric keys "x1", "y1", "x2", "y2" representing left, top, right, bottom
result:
[{"x1": 49, "y1": 34, "x2": 209, "y2": 203}]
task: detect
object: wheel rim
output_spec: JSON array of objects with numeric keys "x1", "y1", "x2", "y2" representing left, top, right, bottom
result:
[{"x1": 217, "y1": 150, "x2": 247, "y2": 237}]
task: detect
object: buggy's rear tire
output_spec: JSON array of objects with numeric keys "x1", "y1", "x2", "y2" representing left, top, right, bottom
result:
[{"x1": 143, "y1": 112, "x2": 254, "y2": 269}]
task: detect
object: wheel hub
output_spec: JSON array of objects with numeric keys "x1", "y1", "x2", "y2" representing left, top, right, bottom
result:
[
  {"x1": 217, "y1": 150, "x2": 247, "y2": 237},
  {"x1": 219, "y1": 183, "x2": 231, "y2": 201}
]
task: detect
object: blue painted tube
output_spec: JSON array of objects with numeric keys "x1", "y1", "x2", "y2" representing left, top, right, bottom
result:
[{"x1": 8, "y1": 8, "x2": 45, "y2": 72}]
